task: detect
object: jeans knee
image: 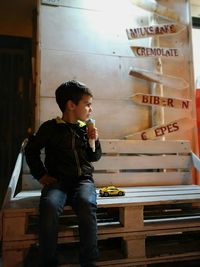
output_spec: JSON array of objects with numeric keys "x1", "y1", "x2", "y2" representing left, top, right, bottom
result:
[
  {"x1": 40, "y1": 197, "x2": 62, "y2": 217},
  {"x1": 76, "y1": 196, "x2": 97, "y2": 216}
]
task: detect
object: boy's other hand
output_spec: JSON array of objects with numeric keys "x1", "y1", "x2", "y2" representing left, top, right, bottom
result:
[{"x1": 39, "y1": 174, "x2": 57, "y2": 186}]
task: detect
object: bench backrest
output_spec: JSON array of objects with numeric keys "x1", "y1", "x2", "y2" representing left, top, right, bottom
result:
[{"x1": 22, "y1": 139, "x2": 193, "y2": 190}]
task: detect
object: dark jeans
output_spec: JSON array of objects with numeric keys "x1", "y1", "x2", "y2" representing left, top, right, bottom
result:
[{"x1": 39, "y1": 179, "x2": 98, "y2": 266}]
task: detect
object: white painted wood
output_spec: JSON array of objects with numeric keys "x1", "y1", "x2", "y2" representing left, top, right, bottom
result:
[
  {"x1": 21, "y1": 139, "x2": 193, "y2": 190},
  {"x1": 97, "y1": 193, "x2": 200, "y2": 207},
  {"x1": 37, "y1": 0, "x2": 196, "y2": 143},
  {"x1": 100, "y1": 140, "x2": 191, "y2": 153},
  {"x1": 22, "y1": 172, "x2": 192, "y2": 190},
  {"x1": 94, "y1": 155, "x2": 191, "y2": 170},
  {"x1": 93, "y1": 172, "x2": 192, "y2": 187},
  {"x1": 39, "y1": 98, "x2": 149, "y2": 139},
  {"x1": 192, "y1": 152, "x2": 200, "y2": 171},
  {"x1": 129, "y1": 67, "x2": 189, "y2": 89},
  {"x1": 40, "y1": 2, "x2": 150, "y2": 54}
]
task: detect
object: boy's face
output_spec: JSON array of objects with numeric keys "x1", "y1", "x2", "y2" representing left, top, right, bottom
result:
[{"x1": 73, "y1": 94, "x2": 93, "y2": 122}]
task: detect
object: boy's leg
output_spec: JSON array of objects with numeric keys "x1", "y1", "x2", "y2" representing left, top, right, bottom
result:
[
  {"x1": 39, "y1": 184, "x2": 67, "y2": 266},
  {"x1": 72, "y1": 179, "x2": 98, "y2": 267}
]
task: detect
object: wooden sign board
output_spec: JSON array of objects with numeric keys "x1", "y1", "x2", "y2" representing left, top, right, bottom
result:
[
  {"x1": 126, "y1": 23, "x2": 185, "y2": 39},
  {"x1": 130, "y1": 0, "x2": 180, "y2": 22},
  {"x1": 129, "y1": 68, "x2": 188, "y2": 90},
  {"x1": 130, "y1": 46, "x2": 182, "y2": 59},
  {"x1": 124, "y1": 117, "x2": 194, "y2": 140},
  {"x1": 131, "y1": 94, "x2": 191, "y2": 110}
]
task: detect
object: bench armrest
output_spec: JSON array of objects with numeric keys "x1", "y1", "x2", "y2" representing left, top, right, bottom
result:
[{"x1": 192, "y1": 152, "x2": 200, "y2": 172}]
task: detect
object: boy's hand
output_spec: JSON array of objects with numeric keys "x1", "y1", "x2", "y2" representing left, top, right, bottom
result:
[
  {"x1": 87, "y1": 126, "x2": 98, "y2": 141},
  {"x1": 39, "y1": 174, "x2": 57, "y2": 186}
]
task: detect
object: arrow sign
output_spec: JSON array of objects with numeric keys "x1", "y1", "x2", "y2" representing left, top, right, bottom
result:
[
  {"x1": 130, "y1": 46, "x2": 182, "y2": 59},
  {"x1": 129, "y1": 68, "x2": 188, "y2": 90},
  {"x1": 124, "y1": 117, "x2": 194, "y2": 140},
  {"x1": 126, "y1": 23, "x2": 185, "y2": 40},
  {"x1": 131, "y1": 94, "x2": 191, "y2": 110},
  {"x1": 130, "y1": 0, "x2": 181, "y2": 22}
]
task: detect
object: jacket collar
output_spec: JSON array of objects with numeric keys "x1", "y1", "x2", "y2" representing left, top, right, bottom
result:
[{"x1": 55, "y1": 117, "x2": 86, "y2": 127}]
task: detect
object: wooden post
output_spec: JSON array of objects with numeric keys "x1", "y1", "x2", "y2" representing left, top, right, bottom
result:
[
  {"x1": 119, "y1": 206, "x2": 144, "y2": 230},
  {"x1": 123, "y1": 234, "x2": 146, "y2": 259}
]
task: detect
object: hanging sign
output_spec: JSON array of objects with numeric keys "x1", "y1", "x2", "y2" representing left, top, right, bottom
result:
[
  {"x1": 130, "y1": 0, "x2": 180, "y2": 22},
  {"x1": 131, "y1": 94, "x2": 191, "y2": 110},
  {"x1": 130, "y1": 46, "x2": 181, "y2": 58},
  {"x1": 126, "y1": 23, "x2": 184, "y2": 40},
  {"x1": 129, "y1": 68, "x2": 188, "y2": 90},
  {"x1": 124, "y1": 118, "x2": 194, "y2": 140}
]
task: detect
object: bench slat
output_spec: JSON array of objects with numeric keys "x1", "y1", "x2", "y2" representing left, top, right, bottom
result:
[
  {"x1": 93, "y1": 155, "x2": 191, "y2": 170},
  {"x1": 100, "y1": 140, "x2": 191, "y2": 154},
  {"x1": 97, "y1": 194, "x2": 200, "y2": 207},
  {"x1": 22, "y1": 171, "x2": 192, "y2": 190},
  {"x1": 5, "y1": 185, "x2": 200, "y2": 211},
  {"x1": 94, "y1": 172, "x2": 192, "y2": 187}
]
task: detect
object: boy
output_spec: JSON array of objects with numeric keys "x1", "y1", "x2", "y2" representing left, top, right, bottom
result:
[{"x1": 25, "y1": 80, "x2": 102, "y2": 267}]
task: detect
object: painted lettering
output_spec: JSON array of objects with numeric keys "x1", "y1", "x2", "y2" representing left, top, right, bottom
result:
[
  {"x1": 182, "y1": 100, "x2": 189, "y2": 109},
  {"x1": 153, "y1": 96, "x2": 160, "y2": 105},
  {"x1": 167, "y1": 123, "x2": 175, "y2": 133},
  {"x1": 155, "y1": 126, "x2": 167, "y2": 137},
  {"x1": 141, "y1": 132, "x2": 147, "y2": 140},
  {"x1": 154, "y1": 122, "x2": 180, "y2": 137},
  {"x1": 126, "y1": 24, "x2": 177, "y2": 39},
  {"x1": 170, "y1": 24, "x2": 176, "y2": 33},
  {"x1": 172, "y1": 122, "x2": 179, "y2": 131},
  {"x1": 133, "y1": 47, "x2": 179, "y2": 57},
  {"x1": 142, "y1": 95, "x2": 149, "y2": 103},
  {"x1": 167, "y1": 98, "x2": 174, "y2": 107}
]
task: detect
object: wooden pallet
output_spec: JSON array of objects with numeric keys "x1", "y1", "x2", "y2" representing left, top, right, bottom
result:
[{"x1": 2, "y1": 139, "x2": 200, "y2": 267}]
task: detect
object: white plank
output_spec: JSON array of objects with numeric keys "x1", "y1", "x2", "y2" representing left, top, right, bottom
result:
[
  {"x1": 112, "y1": 185, "x2": 200, "y2": 192},
  {"x1": 100, "y1": 139, "x2": 191, "y2": 153},
  {"x1": 192, "y1": 152, "x2": 200, "y2": 171},
  {"x1": 6, "y1": 184, "x2": 200, "y2": 211},
  {"x1": 40, "y1": 5, "x2": 141, "y2": 56},
  {"x1": 97, "y1": 189, "x2": 200, "y2": 199},
  {"x1": 93, "y1": 172, "x2": 191, "y2": 187},
  {"x1": 97, "y1": 194, "x2": 200, "y2": 207},
  {"x1": 94, "y1": 155, "x2": 191, "y2": 170},
  {"x1": 22, "y1": 172, "x2": 191, "y2": 190},
  {"x1": 22, "y1": 174, "x2": 42, "y2": 191}
]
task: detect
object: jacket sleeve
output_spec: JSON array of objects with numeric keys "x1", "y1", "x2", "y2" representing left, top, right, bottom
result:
[
  {"x1": 25, "y1": 121, "x2": 51, "y2": 180},
  {"x1": 87, "y1": 139, "x2": 102, "y2": 162}
]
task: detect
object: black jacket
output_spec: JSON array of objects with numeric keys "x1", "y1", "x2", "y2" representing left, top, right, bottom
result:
[{"x1": 25, "y1": 117, "x2": 102, "y2": 186}]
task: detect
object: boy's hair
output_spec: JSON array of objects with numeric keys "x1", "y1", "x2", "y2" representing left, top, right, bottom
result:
[{"x1": 55, "y1": 80, "x2": 93, "y2": 112}]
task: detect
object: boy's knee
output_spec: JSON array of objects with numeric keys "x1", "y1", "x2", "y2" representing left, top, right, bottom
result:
[
  {"x1": 76, "y1": 196, "x2": 97, "y2": 213},
  {"x1": 40, "y1": 197, "x2": 62, "y2": 216}
]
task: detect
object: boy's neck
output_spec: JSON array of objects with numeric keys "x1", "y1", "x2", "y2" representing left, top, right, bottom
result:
[{"x1": 62, "y1": 112, "x2": 77, "y2": 124}]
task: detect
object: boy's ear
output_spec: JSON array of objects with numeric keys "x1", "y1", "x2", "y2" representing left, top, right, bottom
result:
[{"x1": 66, "y1": 100, "x2": 76, "y2": 111}]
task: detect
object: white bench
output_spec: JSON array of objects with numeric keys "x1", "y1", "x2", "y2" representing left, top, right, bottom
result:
[{"x1": 2, "y1": 139, "x2": 200, "y2": 267}]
